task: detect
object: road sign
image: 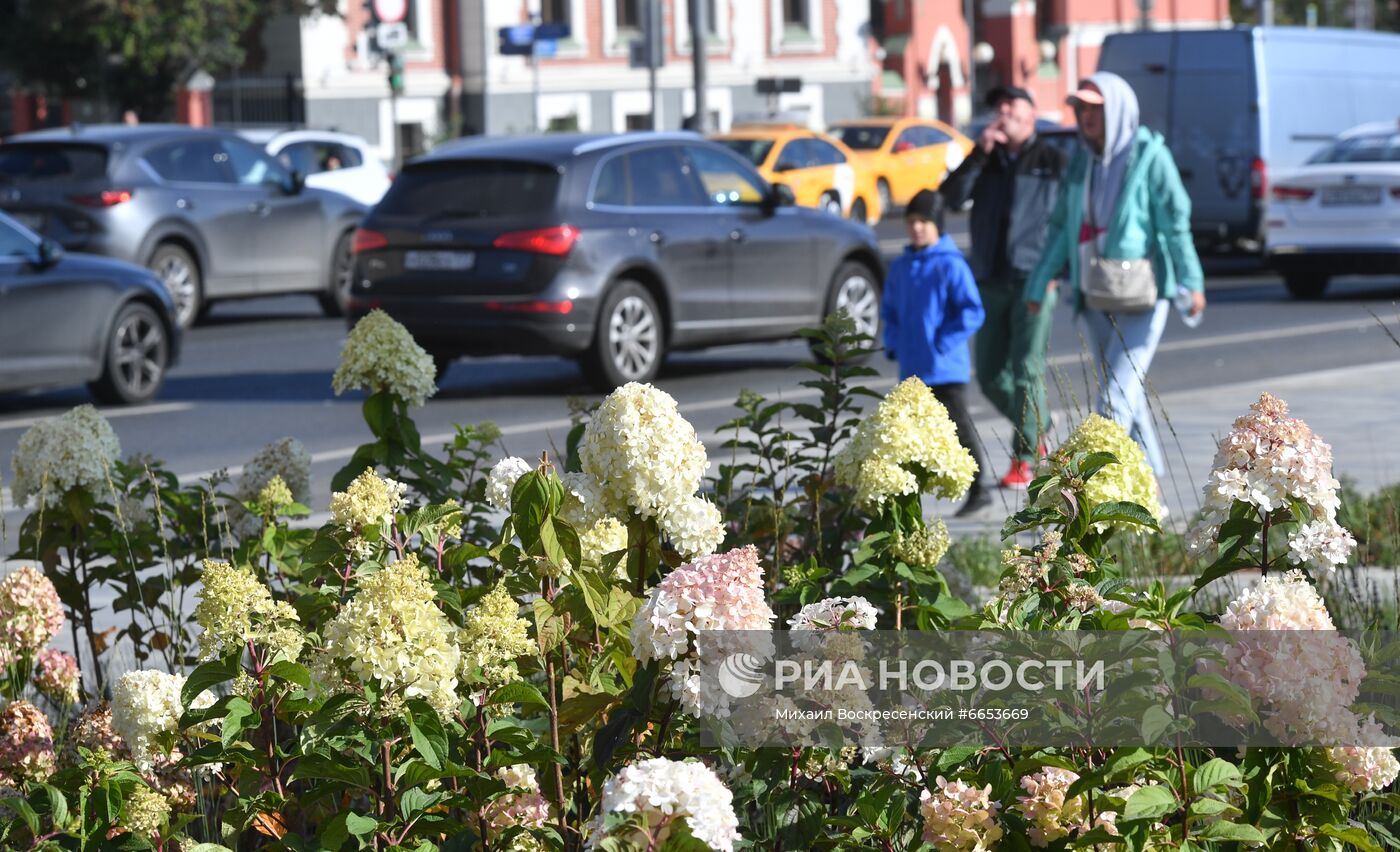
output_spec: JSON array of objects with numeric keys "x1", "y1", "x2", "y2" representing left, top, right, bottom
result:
[
  {"x1": 499, "y1": 24, "x2": 535, "y2": 55},
  {"x1": 376, "y1": 22, "x2": 409, "y2": 50},
  {"x1": 534, "y1": 23, "x2": 571, "y2": 40},
  {"x1": 629, "y1": 0, "x2": 665, "y2": 69},
  {"x1": 534, "y1": 39, "x2": 558, "y2": 58},
  {"x1": 372, "y1": 0, "x2": 407, "y2": 24}
]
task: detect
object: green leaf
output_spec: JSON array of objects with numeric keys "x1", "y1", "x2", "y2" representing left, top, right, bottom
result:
[
  {"x1": 291, "y1": 753, "x2": 373, "y2": 789},
  {"x1": 1123, "y1": 785, "x2": 1178, "y2": 821},
  {"x1": 345, "y1": 812, "x2": 379, "y2": 838},
  {"x1": 1318, "y1": 824, "x2": 1384, "y2": 852},
  {"x1": 1196, "y1": 821, "x2": 1267, "y2": 843},
  {"x1": 1192, "y1": 757, "x2": 1243, "y2": 790},
  {"x1": 266, "y1": 660, "x2": 312, "y2": 689},
  {"x1": 1089, "y1": 501, "x2": 1161, "y2": 532},
  {"x1": 37, "y1": 782, "x2": 67, "y2": 828},
  {"x1": 1140, "y1": 705, "x2": 1175, "y2": 745},
  {"x1": 1188, "y1": 797, "x2": 1236, "y2": 818},
  {"x1": 406, "y1": 700, "x2": 449, "y2": 771},
  {"x1": 221, "y1": 697, "x2": 258, "y2": 747},
  {"x1": 488, "y1": 682, "x2": 550, "y2": 709},
  {"x1": 182, "y1": 657, "x2": 239, "y2": 708}
]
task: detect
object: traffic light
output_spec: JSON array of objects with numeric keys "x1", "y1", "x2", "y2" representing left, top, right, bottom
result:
[{"x1": 387, "y1": 52, "x2": 405, "y2": 96}]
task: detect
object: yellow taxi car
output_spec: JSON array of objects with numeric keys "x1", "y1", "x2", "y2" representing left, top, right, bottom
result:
[
  {"x1": 828, "y1": 117, "x2": 974, "y2": 212},
  {"x1": 711, "y1": 124, "x2": 882, "y2": 224}
]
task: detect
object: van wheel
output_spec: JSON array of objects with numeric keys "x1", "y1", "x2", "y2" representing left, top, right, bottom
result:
[
  {"x1": 580, "y1": 280, "x2": 663, "y2": 389},
  {"x1": 148, "y1": 243, "x2": 203, "y2": 329},
  {"x1": 850, "y1": 199, "x2": 868, "y2": 223},
  {"x1": 819, "y1": 191, "x2": 843, "y2": 216},
  {"x1": 89, "y1": 301, "x2": 170, "y2": 405},
  {"x1": 319, "y1": 230, "x2": 356, "y2": 317},
  {"x1": 1283, "y1": 272, "x2": 1329, "y2": 301},
  {"x1": 811, "y1": 260, "x2": 880, "y2": 364},
  {"x1": 877, "y1": 179, "x2": 892, "y2": 214}
]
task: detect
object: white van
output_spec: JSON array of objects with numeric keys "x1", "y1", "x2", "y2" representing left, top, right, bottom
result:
[{"x1": 1097, "y1": 27, "x2": 1400, "y2": 253}]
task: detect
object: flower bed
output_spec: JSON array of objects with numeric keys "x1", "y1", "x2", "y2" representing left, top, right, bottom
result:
[{"x1": 0, "y1": 311, "x2": 1395, "y2": 851}]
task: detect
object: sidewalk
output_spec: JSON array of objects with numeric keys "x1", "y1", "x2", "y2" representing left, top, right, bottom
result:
[{"x1": 935, "y1": 358, "x2": 1400, "y2": 537}]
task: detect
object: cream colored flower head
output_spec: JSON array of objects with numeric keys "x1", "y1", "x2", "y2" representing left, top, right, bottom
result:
[
  {"x1": 10, "y1": 404, "x2": 121, "y2": 508},
  {"x1": 111, "y1": 670, "x2": 214, "y2": 770},
  {"x1": 333, "y1": 309, "x2": 437, "y2": 406},
  {"x1": 890, "y1": 520, "x2": 951, "y2": 568},
  {"x1": 459, "y1": 585, "x2": 534, "y2": 688},
  {"x1": 321, "y1": 555, "x2": 462, "y2": 717},
  {"x1": 1054, "y1": 414, "x2": 1160, "y2": 530},
  {"x1": 920, "y1": 775, "x2": 1004, "y2": 852},
  {"x1": 588, "y1": 757, "x2": 740, "y2": 851},
  {"x1": 834, "y1": 377, "x2": 977, "y2": 508},
  {"x1": 122, "y1": 784, "x2": 170, "y2": 840},
  {"x1": 330, "y1": 468, "x2": 408, "y2": 532},
  {"x1": 193, "y1": 559, "x2": 304, "y2": 662}
]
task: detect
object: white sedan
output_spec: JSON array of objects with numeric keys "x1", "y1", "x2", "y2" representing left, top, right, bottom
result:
[
  {"x1": 1265, "y1": 121, "x2": 1400, "y2": 300},
  {"x1": 238, "y1": 128, "x2": 392, "y2": 207}
]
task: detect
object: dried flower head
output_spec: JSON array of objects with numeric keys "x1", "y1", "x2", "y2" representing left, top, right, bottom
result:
[
  {"x1": 0, "y1": 566, "x2": 64, "y2": 664},
  {"x1": 0, "y1": 700, "x2": 56, "y2": 784},
  {"x1": 920, "y1": 775, "x2": 1004, "y2": 851}
]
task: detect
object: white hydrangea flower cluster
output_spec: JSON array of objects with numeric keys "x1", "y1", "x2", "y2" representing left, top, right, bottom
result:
[
  {"x1": 890, "y1": 520, "x2": 952, "y2": 568},
  {"x1": 486, "y1": 456, "x2": 535, "y2": 511},
  {"x1": 193, "y1": 560, "x2": 304, "y2": 663},
  {"x1": 632, "y1": 546, "x2": 775, "y2": 718},
  {"x1": 10, "y1": 405, "x2": 121, "y2": 508},
  {"x1": 788, "y1": 596, "x2": 879, "y2": 632},
  {"x1": 587, "y1": 757, "x2": 740, "y2": 852},
  {"x1": 1187, "y1": 393, "x2": 1354, "y2": 571},
  {"x1": 321, "y1": 556, "x2": 462, "y2": 717},
  {"x1": 1219, "y1": 571, "x2": 1397, "y2": 789},
  {"x1": 834, "y1": 377, "x2": 977, "y2": 509},
  {"x1": 228, "y1": 437, "x2": 312, "y2": 535},
  {"x1": 579, "y1": 516, "x2": 628, "y2": 568},
  {"x1": 1054, "y1": 414, "x2": 1161, "y2": 527},
  {"x1": 919, "y1": 775, "x2": 1004, "y2": 852},
  {"x1": 332, "y1": 309, "x2": 437, "y2": 407},
  {"x1": 576, "y1": 383, "x2": 723, "y2": 559},
  {"x1": 329, "y1": 469, "x2": 408, "y2": 557},
  {"x1": 111, "y1": 671, "x2": 213, "y2": 770}
]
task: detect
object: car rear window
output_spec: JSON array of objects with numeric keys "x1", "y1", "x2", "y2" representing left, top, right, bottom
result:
[
  {"x1": 715, "y1": 138, "x2": 775, "y2": 167},
  {"x1": 832, "y1": 125, "x2": 890, "y2": 150},
  {"x1": 1307, "y1": 133, "x2": 1400, "y2": 164},
  {"x1": 376, "y1": 161, "x2": 560, "y2": 218},
  {"x1": 0, "y1": 143, "x2": 108, "y2": 181}
]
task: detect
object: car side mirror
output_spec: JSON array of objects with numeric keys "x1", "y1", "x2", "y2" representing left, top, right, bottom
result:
[
  {"x1": 764, "y1": 183, "x2": 796, "y2": 213},
  {"x1": 285, "y1": 170, "x2": 305, "y2": 194},
  {"x1": 35, "y1": 238, "x2": 63, "y2": 268}
]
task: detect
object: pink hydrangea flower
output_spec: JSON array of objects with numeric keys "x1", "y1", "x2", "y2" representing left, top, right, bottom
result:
[
  {"x1": 34, "y1": 649, "x2": 80, "y2": 704},
  {"x1": 0, "y1": 700, "x2": 56, "y2": 784},
  {"x1": 0, "y1": 566, "x2": 64, "y2": 664}
]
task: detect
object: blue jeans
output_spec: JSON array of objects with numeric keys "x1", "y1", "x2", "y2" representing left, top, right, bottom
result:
[{"x1": 1080, "y1": 299, "x2": 1170, "y2": 477}]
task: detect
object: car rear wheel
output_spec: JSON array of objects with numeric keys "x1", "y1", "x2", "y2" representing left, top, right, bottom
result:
[
  {"x1": 319, "y1": 231, "x2": 356, "y2": 317},
  {"x1": 812, "y1": 260, "x2": 881, "y2": 364},
  {"x1": 850, "y1": 199, "x2": 868, "y2": 223},
  {"x1": 148, "y1": 243, "x2": 202, "y2": 329},
  {"x1": 89, "y1": 301, "x2": 170, "y2": 405},
  {"x1": 1283, "y1": 272, "x2": 1329, "y2": 301},
  {"x1": 877, "y1": 179, "x2": 893, "y2": 214},
  {"x1": 819, "y1": 191, "x2": 843, "y2": 217},
  {"x1": 581, "y1": 280, "x2": 663, "y2": 389}
]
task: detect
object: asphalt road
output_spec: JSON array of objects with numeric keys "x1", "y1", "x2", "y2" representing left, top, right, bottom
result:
[{"x1": 3, "y1": 212, "x2": 1400, "y2": 536}]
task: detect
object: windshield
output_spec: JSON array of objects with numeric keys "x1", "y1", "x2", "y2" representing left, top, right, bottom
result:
[
  {"x1": 715, "y1": 139, "x2": 775, "y2": 167},
  {"x1": 375, "y1": 160, "x2": 560, "y2": 219},
  {"x1": 1307, "y1": 133, "x2": 1400, "y2": 164},
  {"x1": 831, "y1": 125, "x2": 891, "y2": 150},
  {"x1": 0, "y1": 143, "x2": 109, "y2": 181}
]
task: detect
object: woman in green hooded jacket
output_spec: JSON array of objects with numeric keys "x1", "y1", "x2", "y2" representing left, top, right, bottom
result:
[{"x1": 1024, "y1": 71, "x2": 1207, "y2": 482}]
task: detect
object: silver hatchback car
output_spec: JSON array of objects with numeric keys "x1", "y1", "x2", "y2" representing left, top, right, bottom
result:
[{"x1": 0, "y1": 125, "x2": 368, "y2": 327}]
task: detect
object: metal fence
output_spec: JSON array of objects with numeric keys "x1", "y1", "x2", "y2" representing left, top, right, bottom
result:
[{"x1": 212, "y1": 75, "x2": 306, "y2": 127}]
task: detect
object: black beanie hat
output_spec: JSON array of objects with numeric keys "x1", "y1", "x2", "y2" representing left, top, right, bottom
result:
[{"x1": 905, "y1": 188, "x2": 944, "y2": 230}]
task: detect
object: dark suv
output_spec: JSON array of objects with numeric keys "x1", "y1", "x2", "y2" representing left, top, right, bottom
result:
[
  {"x1": 349, "y1": 132, "x2": 884, "y2": 388},
  {"x1": 0, "y1": 125, "x2": 368, "y2": 328}
]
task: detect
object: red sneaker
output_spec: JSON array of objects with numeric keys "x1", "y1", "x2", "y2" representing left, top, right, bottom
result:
[{"x1": 998, "y1": 460, "x2": 1034, "y2": 490}]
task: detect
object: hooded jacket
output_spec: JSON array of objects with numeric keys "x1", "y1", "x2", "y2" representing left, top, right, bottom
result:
[
  {"x1": 940, "y1": 130, "x2": 1065, "y2": 281},
  {"x1": 881, "y1": 234, "x2": 985, "y2": 386},
  {"x1": 1025, "y1": 72, "x2": 1204, "y2": 310}
]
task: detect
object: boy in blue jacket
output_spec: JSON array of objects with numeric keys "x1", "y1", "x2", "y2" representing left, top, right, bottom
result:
[{"x1": 881, "y1": 189, "x2": 992, "y2": 516}]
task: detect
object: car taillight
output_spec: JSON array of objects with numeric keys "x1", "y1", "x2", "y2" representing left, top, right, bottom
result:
[
  {"x1": 1271, "y1": 186, "x2": 1315, "y2": 202},
  {"x1": 492, "y1": 225, "x2": 580, "y2": 256},
  {"x1": 351, "y1": 228, "x2": 388, "y2": 253},
  {"x1": 1251, "y1": 158, "x2": 1267, "y2": 201},
  {"x1": 69, "y1": 189, "x2": 134, "y2": 207},
  {"x1": 484, "y1": 300, "x2": 574, "y2": 314}
]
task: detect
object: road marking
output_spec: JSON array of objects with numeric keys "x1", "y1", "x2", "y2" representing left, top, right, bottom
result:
[{"x1": 0, "y1": 402, "x2": 194, "y2": 432}]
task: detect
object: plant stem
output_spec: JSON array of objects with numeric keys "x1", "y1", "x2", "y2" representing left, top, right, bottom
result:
[{"x1": 541, "y1": 575, "x2": 568, "y2": 846}]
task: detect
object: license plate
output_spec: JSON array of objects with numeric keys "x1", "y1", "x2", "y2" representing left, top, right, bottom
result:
[
  {"x1": 1320, "y1": 186, "x2": 1381, "y2": 206},
  {"x1": 404, "y1": 250, "x2": 475, "y2": 271},
  {"x1": 10, "y1": 212, "x2": 44, "y2": 232}
]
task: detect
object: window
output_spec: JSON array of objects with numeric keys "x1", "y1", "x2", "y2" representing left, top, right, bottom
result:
[
  {"x1": 144, "y1": 140, "x2": 233, "y2": 184},
  {"x1": 627, "y1": 147, "x2": 705, "y2": 207},
  {"x1": 540, "y1": 0, "x2": 570, "y2": 23},
  {"x1": 376, "y1": 161, "x2": 560, "y2": 219},
  {"x1": 0, "y1": 144, "x2": 108, "y2": 181},
  {"x1": 0, "y1": 217, "x2": 38, "y2": 258},
  {"x1": 832, "y1": 125, "x2": 891, "y2": 151},
  {"x1": 774, "y1": 139, "x2": 811, "y2": 170},
  {"x1": 221, "y1": 138, "x2": 292, "y2": 189},
  {"x1": 783, "y1": 0, "x2": 809, "y2": 28},
  {"x1": 893, "y1": 127, "x2": 926, "y2": 152},
  {"x1": 715, "y1": 138, "x2": 775, "y2": 168},
  {"x1": 616, "y1": 0, "x2": 640, "y2": 29},
  {"x1": 686, "y1": 145, "x2": 766, "y2": 207},
  {"x1": 592, "y1": 155, "x2": 630, "y2": 206},
  {"x1": 624, "y1": 113, "x2": 652, "y2": 131},
  {"x1": 279, "y1": 142, "x2": 364, "y2": 176},
  {"x1": 809, "y1": 139, "x2": 845, "y2": 166},
  {"x1": 1307, "y1": 133, "x2": 1400, "y2": 164}
]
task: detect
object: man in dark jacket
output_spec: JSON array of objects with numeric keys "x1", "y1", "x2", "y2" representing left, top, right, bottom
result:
[{"x1": 941, "y1": 85, "x2": 1065, "y2": 489}]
